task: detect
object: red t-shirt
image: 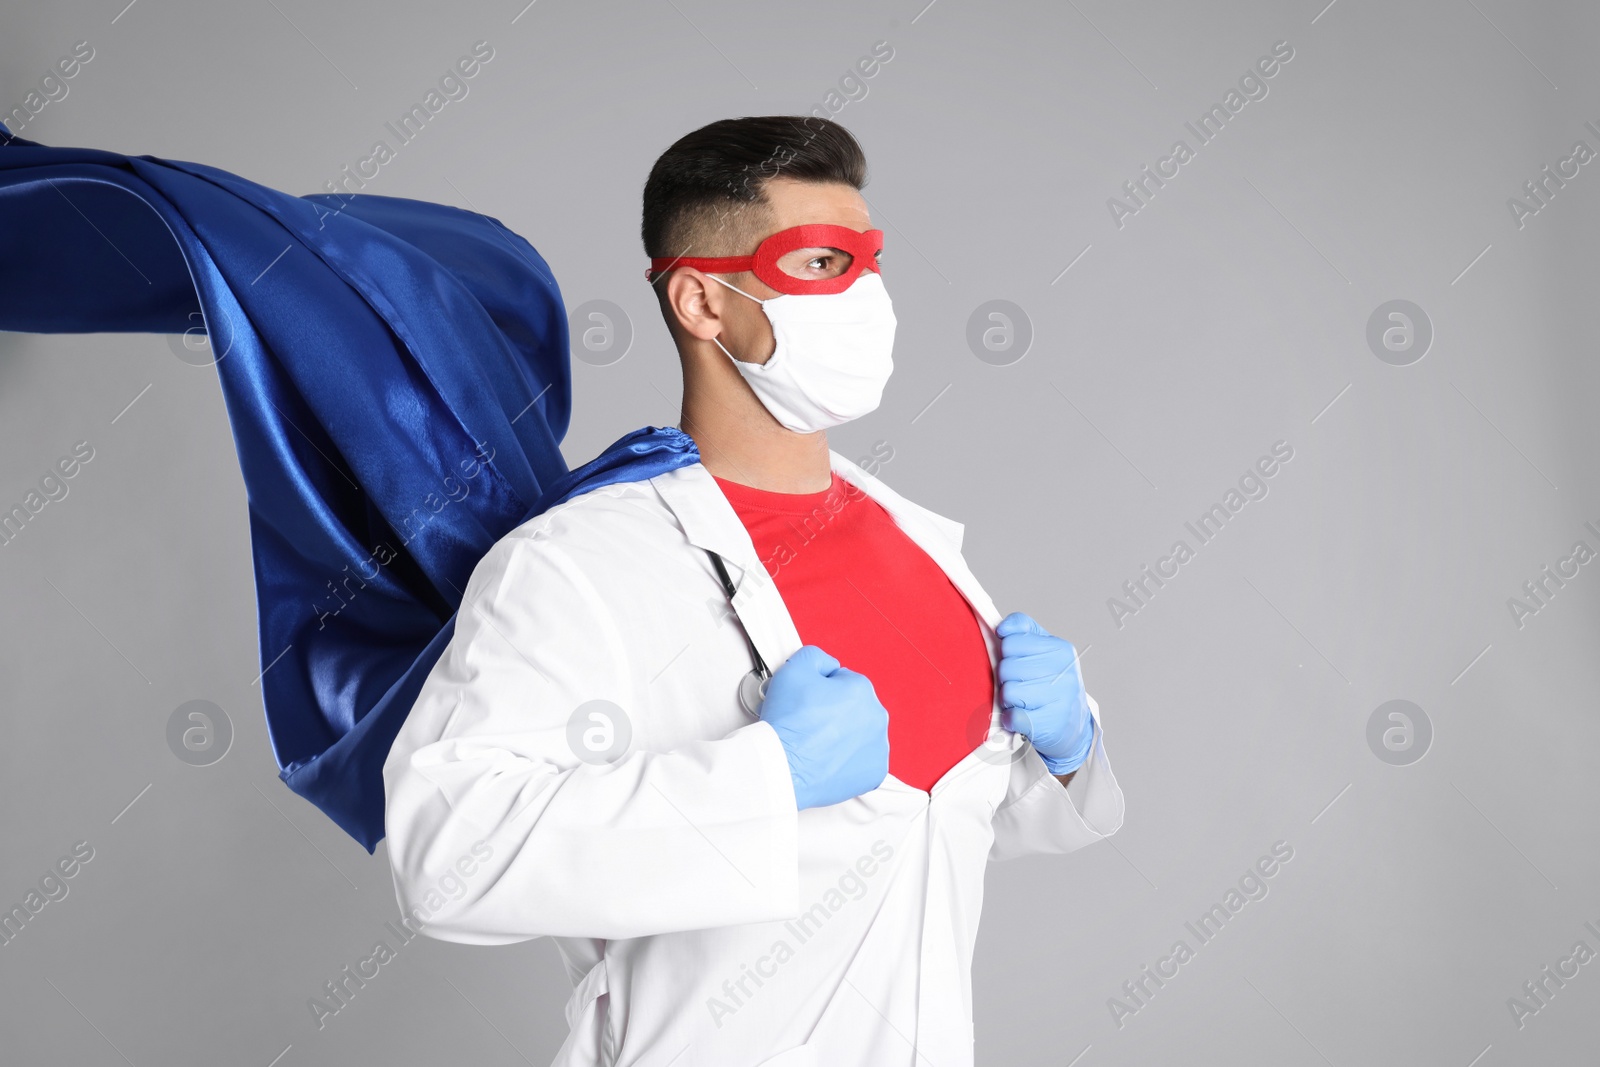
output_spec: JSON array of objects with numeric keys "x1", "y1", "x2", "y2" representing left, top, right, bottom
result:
[{"x1": 713, "y1": 472, "x2": 996, "y2": 793}]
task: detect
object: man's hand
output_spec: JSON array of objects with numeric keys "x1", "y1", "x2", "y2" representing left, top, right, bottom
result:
[
  {"x1": 996, "y1": 612, "x2": 1094, "y2": 778},
  {"x1": 760, "y1": 645, "x2": 890, "y2": 810}
]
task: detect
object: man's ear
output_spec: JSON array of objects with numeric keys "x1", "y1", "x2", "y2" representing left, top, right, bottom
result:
[{"x1": 662, "y1": 269, "x2": 725, "y2": 342}]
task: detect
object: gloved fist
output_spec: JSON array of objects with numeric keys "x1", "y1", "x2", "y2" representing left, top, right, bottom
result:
[
  {"x1": 759, "y1": 645, "x2": 890, "y2": 810},
  {"x1": 996, "y1": 612, "x2": 1094, "y2": 775}
]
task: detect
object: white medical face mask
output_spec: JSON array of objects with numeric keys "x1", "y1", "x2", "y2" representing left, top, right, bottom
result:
[{"x1": 707, "y1": 271, "x2": 897, "y2": 434}]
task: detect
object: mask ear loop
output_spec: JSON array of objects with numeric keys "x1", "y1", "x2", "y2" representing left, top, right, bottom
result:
[
  {"x1": 704, "y1": 274, "x2": 765, "y2": 365},
  {"x1": 704, "y1": 273, "x2": 764, "y2": 305}
]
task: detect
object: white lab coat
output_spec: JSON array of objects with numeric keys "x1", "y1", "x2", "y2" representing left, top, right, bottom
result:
[{"x1": 382, "y1": 451, "x2": 1125, "y2": 1067}]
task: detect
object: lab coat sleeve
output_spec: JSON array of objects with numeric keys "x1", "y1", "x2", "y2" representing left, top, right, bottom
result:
[
  {"x1": 988, "y1": 692, "x2": 1125, "y2": 861},
  {"x1": 382, "y1": 527, "x2": 801, "y2": 944}
]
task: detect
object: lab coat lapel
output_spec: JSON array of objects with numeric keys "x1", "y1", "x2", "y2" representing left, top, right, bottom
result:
[{"x1": 648, "y1": 463, "x2": 803, "y2": 679}]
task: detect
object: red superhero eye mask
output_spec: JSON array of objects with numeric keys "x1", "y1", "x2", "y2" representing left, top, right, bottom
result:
[{"x1": 646, "y1": 224, "x2": 884, "y2": 296}]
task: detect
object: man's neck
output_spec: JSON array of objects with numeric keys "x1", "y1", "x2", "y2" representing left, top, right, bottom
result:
[{"x1": 679, "y1": 359, "x2": 833, "y2": 494}]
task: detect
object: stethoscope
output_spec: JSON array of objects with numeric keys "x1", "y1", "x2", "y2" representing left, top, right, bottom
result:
[{"x1": 706, "y1": 549, "x2": 771, "y2": 718}]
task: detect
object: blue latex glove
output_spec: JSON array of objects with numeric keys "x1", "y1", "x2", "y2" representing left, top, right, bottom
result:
[
  {"x1": 996, "y1": 612, "x2": 1095, "y2": 775},
  {"x1": 759, "y1": 645, "x2": 890, "y2": 810}
]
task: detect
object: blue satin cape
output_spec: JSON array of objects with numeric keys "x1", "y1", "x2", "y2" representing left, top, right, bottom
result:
[{"x1": 0, "y1": 124, "x2": 700, "y2": 851}]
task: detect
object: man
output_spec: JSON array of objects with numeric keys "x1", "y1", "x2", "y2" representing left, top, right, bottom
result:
[{"x1": 382, "y1": 116, "x2": 1124, "y2": 1067}]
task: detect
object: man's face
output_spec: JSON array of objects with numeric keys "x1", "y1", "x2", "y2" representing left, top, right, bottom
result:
[{"x1": 704, "y1": 176, "x2": 880, "y2": 366}]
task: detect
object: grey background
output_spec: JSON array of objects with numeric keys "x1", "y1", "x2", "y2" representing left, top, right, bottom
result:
[{"x1": 2, "y1": 0, "x2": 1597, "y2": 1063}]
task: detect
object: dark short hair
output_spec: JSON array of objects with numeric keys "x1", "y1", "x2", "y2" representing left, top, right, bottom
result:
[{"x1": 640, "y1": 116, "x2": 867, "y2": 263}]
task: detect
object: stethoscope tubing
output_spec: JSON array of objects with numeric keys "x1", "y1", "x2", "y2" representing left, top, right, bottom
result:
[{"x1": 706, "y1": 549, "x2": 771, "y2": 717}]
